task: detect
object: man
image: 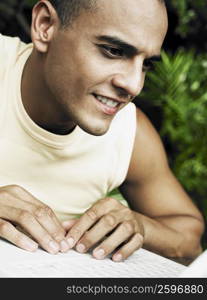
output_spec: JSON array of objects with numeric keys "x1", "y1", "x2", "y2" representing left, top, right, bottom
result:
[{"x1": 0, "y1": 0, "x2": 204, "y2": 262}]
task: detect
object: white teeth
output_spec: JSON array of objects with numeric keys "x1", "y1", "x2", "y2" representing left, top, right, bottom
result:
[{"x1": 96, "y1": 95, "x2": 119, "y2": 108}]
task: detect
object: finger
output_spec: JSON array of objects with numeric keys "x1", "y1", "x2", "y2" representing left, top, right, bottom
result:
[
  {"x1": 62, "y1": 219, "x2": 78, "y2": 231},
  {"x1": 66, "y1": 208, "x2": 101, "y2": 248},
  {"x1": 112, "y1": 233, "x2": 144, "y2": 262},
  {"x1": 31, "y1": 206, "x2": 69, "y2": 253},
  {"x1": 66, "y1": 198, "x2": 122, "y2": 248},
  {"x1": 0, "y1": 205, "x2": 60, "y2": 254},
  {"x1": 18, "y1": 187, "x2": 68, "y2": 242},
  {"x1": 0, "y1": 190, "x2": 69, "y2": 252},
  {"x1": 0, "y1": 185, "x2": 46, "y2": 207},
  {"x1": 92, "y1": 221, "x2": 135, "y2": 259},
  {"x1": 0, "y1": 185, "x2": 67, "y2": 236},
  {"x1": 0, "y1": 218, "x2": 38, "y2": 252},
  {"x1": 75, "y1": 213, "x2": 120, "y2": 253}
]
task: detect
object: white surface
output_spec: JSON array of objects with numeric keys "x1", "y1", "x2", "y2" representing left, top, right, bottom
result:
[
  {"x1": 0, "y1": 239, "x2": 185, "y2": 278},
  {"x1": 178, "y1": 250, "x2": 207, "y2": 278}
]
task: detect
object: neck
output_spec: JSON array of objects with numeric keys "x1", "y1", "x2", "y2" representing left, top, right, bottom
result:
[{"x1": 21, "y1": 50, "x2": 76, "y2": 135}]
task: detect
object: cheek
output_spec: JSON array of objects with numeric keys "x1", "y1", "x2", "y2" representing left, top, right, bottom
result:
[
  {"x1": 45, "y1": 44, "x2": 110, "y2": 97},
  {"x1": 70, "y1": 58, "x2": 107, "y2": 92},
  {"x1": 44, "y1": 53, "x2": 76, "y2": 96},
  {"x1": 140, "y1": 73, "x2": 146, "y2": 91}
]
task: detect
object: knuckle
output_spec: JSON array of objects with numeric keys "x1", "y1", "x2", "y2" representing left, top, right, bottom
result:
[
  {"x1": 18, "y1": 210, "x2": 33, "y2": 223},
  {"x1": 99, "y1": 197, "x2": 108, "y2": 204},
  {"x1": 0, "y1": 190, "x2": 9, "y2": 199},
  {"x1": 122, "y1": 221, "x2": 134, "y2": 234},
  {"x1": 34, "y1": 205, "x2": 53, "y2": 219},
  {"x1": 123, "y1": 207, "x2": 133, "y2": 218},
  {"x1": 70, "y1": 226, "x2": 82, "y2": 237},
  {"x1": 52, "y1": 231, "x2": 64, "y2": 241},
  {"x1": 0, "y1": 220, "x2": 12, "y2": 234},
  {"x1": 105, "y1": 197, "x2": 118, "y2": 205},
  {"x1": 86, "y1": 208, "x2": 98, "y2": 221},
  {"x1": 9, "y1": 184, "x2": 23, "y2": 194},
  {"x1": 103, "y1": 214, "x2": 116, "y2": 227}
]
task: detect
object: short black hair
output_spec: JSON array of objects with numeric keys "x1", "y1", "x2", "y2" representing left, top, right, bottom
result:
[
  {"x1": 48, "y1": 0, "x2": 97, "y2": 27},
  {"x1": 49, "y1": 0, "x2": 166, "y2": 28}
]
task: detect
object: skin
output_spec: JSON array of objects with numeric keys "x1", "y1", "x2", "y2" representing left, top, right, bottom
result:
[{"x1": 0, "y1": 0, "x2": 204, "y2": 261}]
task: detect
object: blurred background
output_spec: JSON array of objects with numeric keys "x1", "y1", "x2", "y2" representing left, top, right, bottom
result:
[{"x1": 0, "y1": 0, "x2": 207, "y2": 250}]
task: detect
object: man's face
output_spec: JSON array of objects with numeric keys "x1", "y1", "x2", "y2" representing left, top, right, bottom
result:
[{"x1": 43, "y1": 0, "x2": 168, "y2": 135}]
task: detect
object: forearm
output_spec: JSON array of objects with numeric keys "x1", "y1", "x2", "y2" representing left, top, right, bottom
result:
[{"x1": 135, "y1": 211, "x2": 204, "y2": 259}]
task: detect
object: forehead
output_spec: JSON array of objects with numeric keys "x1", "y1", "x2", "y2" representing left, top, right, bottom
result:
[{"x1": 70, "y1": 0, "x2": 168, "y2": 56}]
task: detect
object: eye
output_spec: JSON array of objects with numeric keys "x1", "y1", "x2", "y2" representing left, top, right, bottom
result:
[
  {"x1": 143, "y1": 59, "x2": 155, "y2": 72},
  {"x1": 99, "y1": 45, "x2": 124, "y2": 58}
]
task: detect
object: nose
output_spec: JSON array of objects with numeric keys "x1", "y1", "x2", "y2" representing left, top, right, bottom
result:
[{"x1": 111, "y1": 62, "x2": 144, "y2": 98}]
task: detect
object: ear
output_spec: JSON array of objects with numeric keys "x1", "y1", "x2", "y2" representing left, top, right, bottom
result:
[{"x1": 31, "y1": 0, "x2": 60, "y2": 53}]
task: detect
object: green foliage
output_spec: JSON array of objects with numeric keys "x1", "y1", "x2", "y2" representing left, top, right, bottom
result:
[
  {"x1": 139, "y1": 50, "x2": 207, "y2": 250},
  {"x1": 169, "y1": 0, "x2": 207, "y2": 39},
  {"x1": 140, "y1": 50, "x2": 207, "y2": 200},
  {"x1": 0, "y1": 0, "x2": 36, "y2": 37},
  {"x1": 25, "y1": 0, "x2": 36, "y2": 6}
]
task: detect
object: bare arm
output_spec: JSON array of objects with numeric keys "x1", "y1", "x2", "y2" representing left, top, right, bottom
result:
[
  {"x1": 119, "y1": 108, "x2": 204, "y2": 258},
  {"x1": 64, "y1": 108, "x2": 204, "y2": 262}
]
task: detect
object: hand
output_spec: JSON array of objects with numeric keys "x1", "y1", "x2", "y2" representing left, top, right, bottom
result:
[
  {"x1": 64, "y1": 197, "x2": 144, "y2": 262},
  {"x1": 0, "y1": 185, "x2": 69, "y2": 254}
]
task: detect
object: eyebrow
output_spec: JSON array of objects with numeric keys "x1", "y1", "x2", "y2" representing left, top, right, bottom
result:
[{"x1": 95, "y1": 35, "x2": 161, "y2": 60}]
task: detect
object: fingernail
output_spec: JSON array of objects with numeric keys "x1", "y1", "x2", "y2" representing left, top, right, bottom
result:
[
  {"x1": 94, "y1": 248, "x2": 105, "y2": 259},
  {"x1": 67, "y1": 237, "x2": 75, "y2": 248},
  {"x1": 76, "y1": 243, "x2": 85, "y2": 253},
  {"x1": 60, "y1": 240, "x2": 69, "y2": 252},
  {"x1": 49, "y1": 241, "x2": 59, "y2": 253},
  {"x1": 24, "y1": 240, "x2": 38, "y2": 252},
  {"x1": 62, "y1": 220, "x2": 71, "y2": 226},
  {"x1": 113, "y1": 253, "x2": 123, "y2": 262},
  {"x1": 62, "y1": 220, "x2": 75, "y2": 227}
]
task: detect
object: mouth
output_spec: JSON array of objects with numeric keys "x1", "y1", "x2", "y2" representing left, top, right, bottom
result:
[{"x1": 93, "y1": 93, "x2": 124, "y2": 115}]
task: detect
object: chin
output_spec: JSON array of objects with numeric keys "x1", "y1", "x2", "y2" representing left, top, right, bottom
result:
[
  {"x1": 82, "y1": 125, "x2": 109, "y2": 136},
  {"x1": 79, "y1": 120, "x2": 111, "y2": 136}
]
